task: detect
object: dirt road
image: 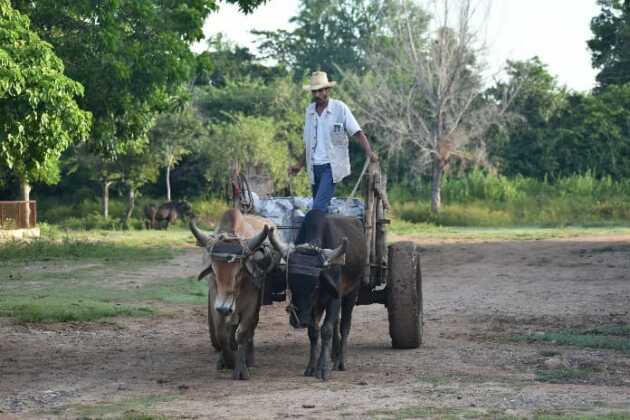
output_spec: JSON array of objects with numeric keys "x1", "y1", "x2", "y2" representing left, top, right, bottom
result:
[{"x1": 1, "y1": 235, "x2": 629, "y2": 419}]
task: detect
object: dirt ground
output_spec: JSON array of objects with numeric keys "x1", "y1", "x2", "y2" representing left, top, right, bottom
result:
[{"x1": 1, "y1": 235, "x2": 629, "y2": 419}]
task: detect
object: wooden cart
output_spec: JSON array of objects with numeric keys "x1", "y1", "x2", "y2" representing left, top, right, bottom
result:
[
  {"x1": 236, "y1": 161, "x2": 423, "y2": 349},
  {"x1": 355, "y1": 161, "x2": 423, "y2": 349}
]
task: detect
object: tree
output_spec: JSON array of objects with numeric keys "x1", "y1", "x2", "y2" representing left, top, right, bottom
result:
[
  {"x1": 588, "y1": 0, "x2": 630, "y2": 88},
  {"x1": 200, "y1": 115, "x2": 291, "y2": 191},
  {"x1": 194, "y1": 34, "x2": 287, "y2": 87},
  {"x1": 487, "y1": 57, "x2": 567, "y2": 178},
  {"x1": 343, "y1": 0, "x2": 517, "y2": 212},
  {"x1": 186, "y1": 75, "x2": 310, "y2": 197},
  {"x1": 0, "y1": 1, "x2": 91, "y2": 225},
  {"x1": 550, "y1": 85, "x2": 630, "y2": 179},
  {"x1": 14, "y1": 0, "x2": 269, "y2": 217},
  {"x1": 116, "y1": 147, "x2": 160, "y2": 228},
  {"x1": 150, "y1": 102, "x2": 206, "y2": 201},
  {"x1": 253, "y1": 0, "x2": 389, "y2": 80}
]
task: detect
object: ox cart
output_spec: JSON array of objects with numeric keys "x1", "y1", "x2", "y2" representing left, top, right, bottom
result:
[{"x1": 237, "y1": 161, "x2": 423, "y2": 349}]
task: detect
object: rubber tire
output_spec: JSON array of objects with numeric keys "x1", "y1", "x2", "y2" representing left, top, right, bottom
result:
[{"x1": 387, "y1": 241, "x2": 423, "y2": 349}]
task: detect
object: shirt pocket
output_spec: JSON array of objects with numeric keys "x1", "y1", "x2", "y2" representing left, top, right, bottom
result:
[{"x1": 331, "y1": 123, "x2": 347, "y2": 146}]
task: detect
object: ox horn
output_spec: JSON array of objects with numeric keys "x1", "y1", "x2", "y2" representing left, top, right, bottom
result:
[
  {"x1": 246, "y1": 225, "x2": 270, "y2": 252},
  {"x1": 269, "y1": 226, "x2": 289, "y2": 257},
  {"x1": 189, "y1": 219, "x2": 215, "y2": 247},
  {"x1": 322, "y1": 237, "x2": 348, "y2": 266}
]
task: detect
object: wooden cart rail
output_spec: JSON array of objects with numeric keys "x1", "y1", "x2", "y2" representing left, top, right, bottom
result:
[{"x1": 0, "y1": 201, "x2": 37, "y2": 229}]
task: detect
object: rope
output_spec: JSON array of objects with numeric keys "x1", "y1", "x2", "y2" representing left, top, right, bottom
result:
[
  {"x1": 348, "y1": 158, "x2": 370, "y2": 199},
  {"x1": 284, "y1": 246, "x2": 299, "y2": 322}
]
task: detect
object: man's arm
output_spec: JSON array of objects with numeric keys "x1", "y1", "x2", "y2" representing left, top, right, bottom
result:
[
  {"x1": 353, "y1": 130, "x2": 379, "y2": 163},
  {"x1": 289, "y1": 154, "x2": 306, "y2": 176}
]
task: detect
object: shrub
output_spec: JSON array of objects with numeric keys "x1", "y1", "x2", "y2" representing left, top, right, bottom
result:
[
  {"x1": 189, "y1": 198, "x2": 230, "y2": 226},
  {"x1": 391, "y1": 171, "x2": 630, "y2": 227}
]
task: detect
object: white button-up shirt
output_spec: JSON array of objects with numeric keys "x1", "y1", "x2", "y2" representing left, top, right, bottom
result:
[{"x1": 303, "y1": 99, "x2": 361, "y2": 184}]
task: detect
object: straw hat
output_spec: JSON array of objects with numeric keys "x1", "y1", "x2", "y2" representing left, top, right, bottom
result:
[{"x1": 303, "y1": 71, "x2": 337, "y2": 91}]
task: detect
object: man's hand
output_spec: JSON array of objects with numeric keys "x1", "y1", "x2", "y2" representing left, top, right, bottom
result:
[
  {"x1": 288, "y1": 163, "x2": 302, "y2": 176},
  {"x1": 368, "y1": 151, "x2": 379, "y2": 163}
]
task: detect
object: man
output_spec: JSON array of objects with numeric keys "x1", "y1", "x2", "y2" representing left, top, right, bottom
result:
[{"x1": 289, "y1": 71, "x2": 378, "y2": 212}]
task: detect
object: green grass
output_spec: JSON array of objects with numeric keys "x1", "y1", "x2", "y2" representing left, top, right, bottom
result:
[
  {"x1": 368, "y1": 406, "x2": 630, "y2": 420},
  {"x1": 533, "y1": 413, "x2": 630, "y2": 420},
  {"x1": 37, "y1": 196, "x2": 229, "y2": 229},
  {"x1": 0, "y1": 228, "x2": 208, "y2": 323},
  {"x1": 390, "y1": 220, "x2": 630, "y2": 241},
  {"x1": 66, "y1": 395, "x2": 176, "y2": 419},
  {"x1": 390, "y1": 170, "x2": 630, "y2": 228},
  {"x1": 0, "y1": 227, "x2": 196, "y2": 262},
  {"x1": 368, "y1": 406, "x2": 484, "y2": 419},
  {"x1": 0, "y1": 276, "x2": 208, "y2": 322},
  {"x1": 391, "y1": 200, "x2": 630, "y2": 228},
  {"x1": 515, "y1": 326, "x2": 630, "y2": 353},
  {"x1": 535, "y1": 367, "x2": 597, "y2": 384},
  {"x1": 0, "y1": 297, "x2": 154, "y2": 323}
]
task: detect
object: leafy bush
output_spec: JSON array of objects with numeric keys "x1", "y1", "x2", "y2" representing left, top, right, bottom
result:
[
  {"x1": 59, "y1": 214, "x2": 126, "y2": 230},
  {"x1": 393, "y1": 201, "x2": 513, "y2": 226},
  {"x1": 189, "y1": 198, "x2": 230, "y2": 226}
]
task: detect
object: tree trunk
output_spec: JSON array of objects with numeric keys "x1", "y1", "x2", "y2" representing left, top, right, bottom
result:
[
  {"x1": 20, "y1": 180, "x2": 31, "y2": 228},
  {"x1": 102, "y1": 181, "x2": 112, "y2": 219},
  {"x1": 166, "y1": 165, "x2": 172, "y2": 202},
  {"x1": 431, "y1": 159, "x2": 445, "y2": 213},
  {"x1": 124, "y1": 183, "x2": 135, "y2": 228}
]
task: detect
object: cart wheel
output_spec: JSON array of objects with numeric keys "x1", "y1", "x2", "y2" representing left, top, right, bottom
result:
[{"x1": 387, "y1": 241, "x2": 422, "y2": 349}]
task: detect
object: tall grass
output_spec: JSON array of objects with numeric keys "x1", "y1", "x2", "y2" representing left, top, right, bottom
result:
[
  {"x1": 36, "y1": 196, "x2": 229, "y2": 230},
  {"x1": 27, "y1": 171, "x2": 630, "y2": 229},
  {"x1": 391, "y1": 170, "x2": 630, "y2": 227}
]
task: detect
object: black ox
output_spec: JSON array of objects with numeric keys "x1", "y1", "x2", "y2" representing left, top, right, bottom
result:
[
  {"x1": 154, "y1": 200, "x2": 193, "y2": 229},
  {"x1": 270, "y1": 209, "x2": 367, "y2": 380}
]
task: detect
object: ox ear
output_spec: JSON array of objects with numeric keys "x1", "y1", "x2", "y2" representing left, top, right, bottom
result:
[
  {"x1": 269, "y1": 226, "x2": 289, "y2": 257},
  {"x1": 322, "y1": 238, "x2": 348, "y2": 266},
  {"x1": 189, "y1": 219, "x2": 217, "y2": 247}
]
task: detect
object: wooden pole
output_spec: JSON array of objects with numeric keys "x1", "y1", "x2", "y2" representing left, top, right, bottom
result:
[{"x1": 364, "y1": 163, "x2": 375, "y2": 286}]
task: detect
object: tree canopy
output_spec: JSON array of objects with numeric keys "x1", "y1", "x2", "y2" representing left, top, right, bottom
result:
[
  {"x1": 588, "y1": 0, "x2": 630, "y2": 88},
  {"x1": 194, "y1": 35, "x2": 287, "y2": 87},
  {"x1": 13, "y1": 0, "x2": 217, "y2": 158},
  {"x1": 0, "y1": 1, "x2": 91, "y2": 186},
  {"x1": 254, "y1": 0, "x2": 392, "y2": 80},
  {"x1": 487, "y1": 58, "x2": 567, "y2": 178}
]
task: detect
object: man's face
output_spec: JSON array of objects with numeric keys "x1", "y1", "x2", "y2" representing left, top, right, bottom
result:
[{"x1": 311, "y1": 87, "x2": 330, "y2": 105}]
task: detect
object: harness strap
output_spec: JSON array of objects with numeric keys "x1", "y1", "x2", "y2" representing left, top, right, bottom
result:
[{"x1": 284, "y1": 246, "x2": 300, "y2": 321}]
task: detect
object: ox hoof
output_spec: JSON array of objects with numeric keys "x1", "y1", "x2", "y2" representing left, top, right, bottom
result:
[
  {"x1": 314, "y1": 368, "x2": 330, "y2": 381},
  {"x1": 216, "y1": 357, "x2": 226, "y2": 370},
  {"x1": 304, "y1": 366, "x2": 316, "y2": 377},
  {"x1": 332, "y1": 359, "x2": 346, "y2": 371},
  {"x1": 232, "y1": 367, "x2": 250, "y2": 380}
]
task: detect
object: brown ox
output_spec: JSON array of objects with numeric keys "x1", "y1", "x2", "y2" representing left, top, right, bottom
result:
[{"x1": 190, "y1": 208, "x2": 273, "y2": 380}]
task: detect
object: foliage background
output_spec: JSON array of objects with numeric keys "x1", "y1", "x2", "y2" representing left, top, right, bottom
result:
[{"x1": 1, "y1": 0, "x2": 629, "y2": 228}]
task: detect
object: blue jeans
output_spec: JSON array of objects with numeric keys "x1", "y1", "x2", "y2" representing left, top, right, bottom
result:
[{"x1": 311, "y1": 164, "x2": 336, "y2": 212}]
